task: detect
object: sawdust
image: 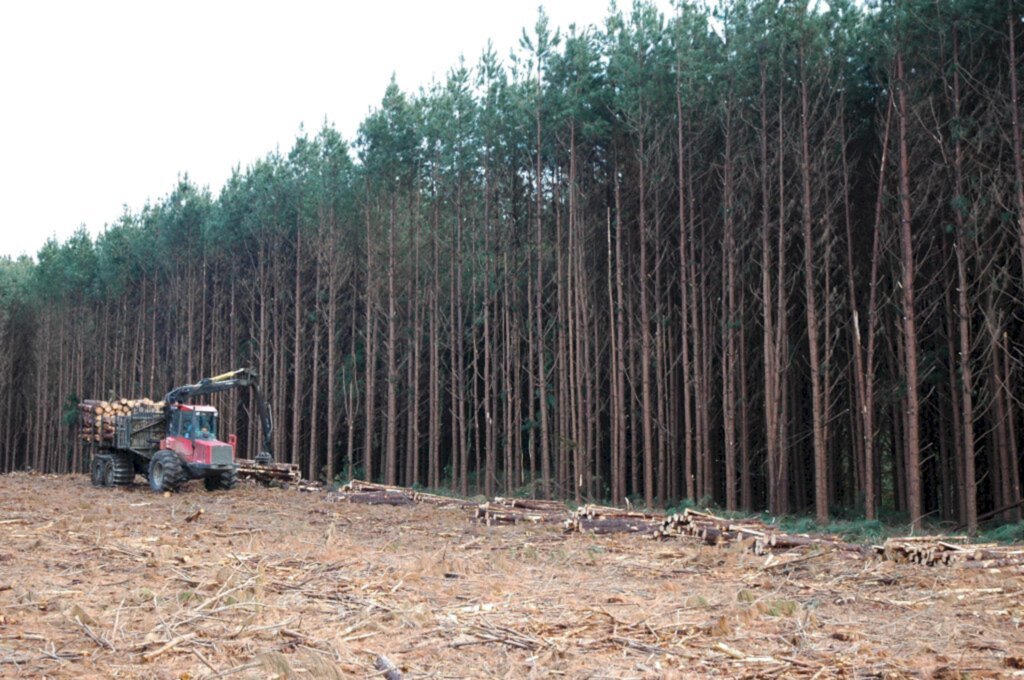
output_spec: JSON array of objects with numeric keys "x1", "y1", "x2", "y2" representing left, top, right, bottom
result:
[{"x1": 0, "y1": 472, "x2": 1021, "y2": 679}]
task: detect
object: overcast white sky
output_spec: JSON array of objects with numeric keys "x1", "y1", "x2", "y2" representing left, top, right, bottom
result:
[{"x1": 0, "y1": 0, "x2": 675, "y2": 259}]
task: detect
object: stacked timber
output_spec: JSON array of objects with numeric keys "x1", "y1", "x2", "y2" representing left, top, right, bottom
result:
[
  {"x1": 879, "y1": 536, "x2": 970, "y2": 565},
  {"x1": 475, "y1": 497, "x2": 568, "y2": 525},
  {"x1": 654, "y1": 508, "x2": 870, "y2": 556},
  {"x1": 558, "y1": 504, "x2": 1021, "y2": 569},
  {"x1": 654, "y1": 508, "x2": 772, "y2": 547},
  {"x1": 334, "y1": 480, "x2": 477, "y2": 509},
  {"x1": 564, "y1": 505, "x2": 664, "y2": 535},
  {"x1": 330, "y1": 489, "x2": 414, "y2": 506},
  {"x1": 77, "y1": 398, "x2": 164, "y2": 443},
  {"x1": 235, "y1": 458, "x2": 301, "y2": 485},
  {"x1": 879, "y1": 537, "x2": 1024, "y2": 568}
]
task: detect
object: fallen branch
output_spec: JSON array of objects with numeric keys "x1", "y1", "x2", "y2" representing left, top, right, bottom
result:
[
  {"x1": 73, "y1": 615, "x2": 114, "y2": 651},
  {"x1": 141, "y1": 632, "x2": 196, "y2": 661},
  {"x1": 959, "y1": 498, "x2": 1024, "y2": 529}
]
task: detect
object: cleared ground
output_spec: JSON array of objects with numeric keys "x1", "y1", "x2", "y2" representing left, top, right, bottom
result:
[{"x1": 0, "y1": 473, "x2": 1022, "y2": 679}]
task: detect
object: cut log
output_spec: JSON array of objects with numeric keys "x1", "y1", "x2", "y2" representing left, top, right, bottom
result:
[
  {"x1": 340, "y1": 480, "x2": 477, "y2": 508},
  {"x1": 328, "y1": 490, "x2": 411, "y2": 505},
  {"x1": 475, "y1": 502, "x2": 565, "y2": 525},
  {"x1": 567, "y1": 517, "x2": 661, "y2": 535}
]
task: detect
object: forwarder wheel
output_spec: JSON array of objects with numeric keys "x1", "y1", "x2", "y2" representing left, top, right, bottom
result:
[
  {"x1": 107, "y1": 453, "x2": 135, "y2": 486},
  {"x1": 102, "y1": 459, "x2": 117, "y2": 487},
  {"x1": 90, "y1": 455, "x2": 109, "y2": 486},
  {"x1": 149, "y1": 450, "x2": 186, "y2": 493},
  {"x1": 204, "y1": 467, "x2": 238, "y2": 492}
]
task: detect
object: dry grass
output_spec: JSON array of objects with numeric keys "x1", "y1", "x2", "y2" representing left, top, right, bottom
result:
[{"x1": 1, "y1": 472, "x2": 1022, "y2": 679}]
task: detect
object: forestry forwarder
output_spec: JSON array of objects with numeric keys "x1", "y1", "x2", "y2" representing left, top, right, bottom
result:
[{"x1": 87, "y1": 368, "x2": 298, "y2": 492}]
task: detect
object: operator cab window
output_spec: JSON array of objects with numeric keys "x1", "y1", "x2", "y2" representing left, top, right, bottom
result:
[
  {"x1": 182, "y1": 414, "x2": 195, "y2": 439},
  {"x1": 196, "y1": 412, "x2": 216, "y2": 440}
]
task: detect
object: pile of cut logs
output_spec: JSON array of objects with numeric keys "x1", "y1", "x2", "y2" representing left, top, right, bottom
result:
[
  {"x1": 234, "y1": 458, "x2": 302, "y2": 485},
  {"x1": 652, "y1": 508, "x2": 871, "y2": 556},
  {"x1": 332, "y1": 480, "x2": 476, "y2": 509},
  {"x1": 77, "y1": 398, "x2": 164, "y2": 442},
  {"x1": 475, "y1": 497, "x2": 567, "y2": 525},
  {"x1": 879, "y1": 537, "x2": 1024, "y2": 569},
  {"x1": 563, "y1": 505, "x2": 663, "y2": 535}
]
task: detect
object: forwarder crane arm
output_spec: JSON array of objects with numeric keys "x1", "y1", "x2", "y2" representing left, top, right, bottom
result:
[{"x1": 163, "y1": 368, "x2": 274, "y2": 465}]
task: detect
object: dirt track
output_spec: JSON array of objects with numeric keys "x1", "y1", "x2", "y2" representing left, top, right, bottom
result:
[{"x1": 0, "y1": 473, "x2": 1022, "y2": 679}]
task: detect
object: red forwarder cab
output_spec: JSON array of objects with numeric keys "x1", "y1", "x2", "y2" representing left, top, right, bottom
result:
[{"x1": 161, "y1": 404, "x2": 236, "y2": 472}]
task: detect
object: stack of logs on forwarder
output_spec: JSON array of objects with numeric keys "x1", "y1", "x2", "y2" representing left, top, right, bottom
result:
[{"x1": 78, "y1": 398, "x2": 164, "y2": 443}]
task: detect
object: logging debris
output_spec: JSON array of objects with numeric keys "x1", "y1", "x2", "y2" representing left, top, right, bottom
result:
[
  {"x1": 879, "y1": 536, "x2": 1024, "y2": 570},
  {"x1": 475, "y1": 497, "x2": 568, "y2": 525},
  {"x1": 650, "y1": 508, "x2": 872, "y2": 557},
  {"x1": 331, "y1": 479, "x2": 477, "y2": 508},
  {"x1": 332, "y1": 480, "x2": 1024, "y2": 571},
  {"x1": 563, "y1": 504, "x2": 664, "y2": 535},
  {"x1": 1, "y1": 472, "x2": 1021, "y2": 679}
]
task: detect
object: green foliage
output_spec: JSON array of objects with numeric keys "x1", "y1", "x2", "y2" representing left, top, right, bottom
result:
[
  {"x1": 61, "y1": 394, "x2": 80, "y2": 428},
  {"x1": 767, "y1": 513, "x2": 940, "y2": 544},
  {"x1": 0, "y1": 256, "x2": 33, "y2": 304},
  {"x1": 979, "y1": 522, "x2": 1024, "y2": 545},
  {"x1": 358, "y1": 77, "x2": 422, "y2": 191},
  {"x1": 665, "y1": 495, "x2": 713, "y2": 515}
]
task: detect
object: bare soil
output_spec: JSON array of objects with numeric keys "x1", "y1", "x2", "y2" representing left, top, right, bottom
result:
[{"x1": 0, "y1": 473, "x2": 1022, "y2": 679}]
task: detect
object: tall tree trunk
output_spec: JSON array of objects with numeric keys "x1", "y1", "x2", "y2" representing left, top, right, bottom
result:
[
  {"x1": 1009, "y1": 4, "x2": 1024, "y2": 272},
  {"x1": 363, "y1": 196, "x2": 378, "y2": 482},
  {"x1": 534, "y1": 82, "x2": 551, "y2": 499},
  {"x1": 1002, "y1": 332, "x2": 1022, "y2": 521},
  {"x1": 614, "y1": 171, "x2": 628, "y2": 505},
  {"x1": 406, "y1": 194, "x2": 422, "y2": 488},
  {"x1": 429, "y1": 194, "x2": 441, "y2": 489},
  {"x1": 896, "y1": 50, "x2": 923, "y2": 528},
  {"x1": 385, "y1": 197, "x2": 399, "y2": 486},
  {"x1": 721, "y1": 99, "x2": 738, "y2": 512},
  {"x1": 308, "y1": 226, "x2": 321, "y2": 482},
  {"x1": 677, "y1": 89, "x2": 695, "y2": 502},
  {"x1": 607, "y1": 207, "x2": 621, "y2": 504},
  {"x1": 799, "y1": 46, "x2": 828, "y2": 525},
  {"x1": 326, "y1": 210, "x2": 338, "y2": 485},
  {"x1": 951, "y1": 25, "x2": 978, "y2": 531},
  {"x1": 638, "y1": 132, "x2": 655, "y2": 508},
  {"x1": 759, "y1": 58, "x2": 782, "y2": 515}
]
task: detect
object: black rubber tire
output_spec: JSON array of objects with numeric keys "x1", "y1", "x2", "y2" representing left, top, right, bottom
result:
[
  {"x1": 148, "y1": 450, "x2": 186, "y2": 492},
  {"x1": 102, "y1": 459, "x2": 117, "y2": 487},
  {"x1": 106, "y1": 453, "x2": 135, "y2": 486},
  {"x1": 90, "y1": 455, "x2": 109, "y2": 487},
  {"x1": 204, "y1": 467, "x2": 238, "y2": 491}
]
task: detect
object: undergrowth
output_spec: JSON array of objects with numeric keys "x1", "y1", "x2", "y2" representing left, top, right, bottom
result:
[{"x1": 979, "y1": 521, "x2": 1024, "y2": 544}]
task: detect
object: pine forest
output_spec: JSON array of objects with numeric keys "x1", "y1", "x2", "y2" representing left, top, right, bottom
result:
[{"x1": 4, "y1": 0, "x2": 1024, "y2": 533}]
